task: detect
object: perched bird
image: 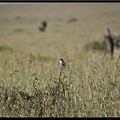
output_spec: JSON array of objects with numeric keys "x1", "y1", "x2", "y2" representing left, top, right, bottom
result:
[
  {"x1": 60, "y1": 59, "x2": 66, "y2": 68},
  {"x1": 107, "y1": 28, "x2": 114, "y2": 57}
]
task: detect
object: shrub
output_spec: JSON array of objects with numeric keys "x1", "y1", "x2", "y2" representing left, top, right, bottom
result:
[
  {"x1": 85, "y1": 34, "x2": 120, "y2": 53},
  {"x1": 0, "y1": 45, "x2": 13, "y2": 52}
]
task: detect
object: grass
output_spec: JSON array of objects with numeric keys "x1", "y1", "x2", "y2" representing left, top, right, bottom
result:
[{"x1": 0, "y1": 3, "x2": 120, "y2": 117}]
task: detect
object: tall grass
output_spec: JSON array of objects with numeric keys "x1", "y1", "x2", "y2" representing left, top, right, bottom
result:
[{"x1": 0, "y1": 48, "x2": 119, "y2": 117}]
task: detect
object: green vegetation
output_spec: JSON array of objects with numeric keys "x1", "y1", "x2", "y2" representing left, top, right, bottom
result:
[
  {"x1": 0, "y1": 45, "x2": 13, "y2": 52},
  {"x1": 85, "y1": 34, "x2": 120, "y2": 54}
]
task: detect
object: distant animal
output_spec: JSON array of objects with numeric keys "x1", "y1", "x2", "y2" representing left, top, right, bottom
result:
[
  {"x1": 60, "y1": 59, "x2": 66, "y2": 68},
  {"x1": 107, "y1": 28, "x2": 114, "y2": 58},
  {"x1": 38, "y1": 20, "x2": 47, "y2": 32},
  {"x1": 41, "y1": 21, "x2": 47, "y2": 28},
  {"x1": 38, "y1": 26, "x2": 46, "y2": 32}
]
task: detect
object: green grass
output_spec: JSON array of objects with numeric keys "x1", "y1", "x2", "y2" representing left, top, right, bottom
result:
[{"x1": 0, "y1": 3, "x2": 120, "y2": 117}]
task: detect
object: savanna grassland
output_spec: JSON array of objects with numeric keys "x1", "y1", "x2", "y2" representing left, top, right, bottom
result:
[{"x1": 0, "y1": 3, "x2": 120, "y2": 117}]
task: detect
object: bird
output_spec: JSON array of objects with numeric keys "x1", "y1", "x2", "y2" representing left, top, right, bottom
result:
[
  {"x1": 60, "y1": 59, "x2": 66, "y2": 68},
  {"x1": 107, "y1": 28, "x2": 114, "y2": 57}
]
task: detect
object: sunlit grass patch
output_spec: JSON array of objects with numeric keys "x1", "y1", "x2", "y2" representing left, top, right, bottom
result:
[{"x1": 28, "y1": 53, "x2": 55, "y2": 63}]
